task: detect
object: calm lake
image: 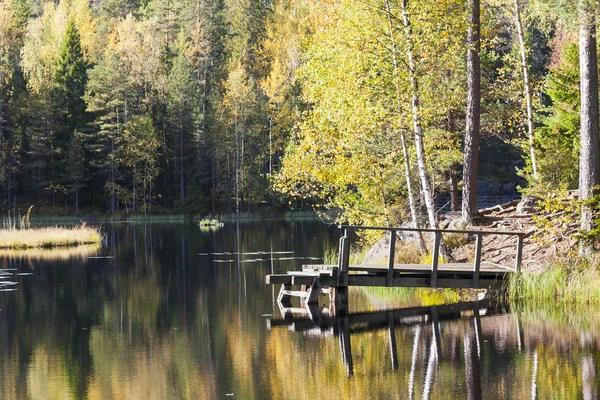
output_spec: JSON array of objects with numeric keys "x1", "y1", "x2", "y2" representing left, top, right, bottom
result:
[{"x1": 0, "y1": 222, "x2": 599, "y2": 399}]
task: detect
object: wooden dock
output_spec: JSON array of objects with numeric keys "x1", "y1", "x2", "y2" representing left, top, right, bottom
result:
[{"x1": 266, "y1": 225, "x2": 523, "y2": 307}]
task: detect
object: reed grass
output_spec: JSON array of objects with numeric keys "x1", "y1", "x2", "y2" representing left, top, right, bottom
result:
[
  {"x1": 508, "y1": 257, "x2": 600, "y2": 303},
  {"x1": 0, "y1": 224, "x2": 102, "y2": 249}
]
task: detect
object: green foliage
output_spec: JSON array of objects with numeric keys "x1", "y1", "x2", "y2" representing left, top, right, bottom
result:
[
  {"x1": 523, "y1": 42, "x2": 580, "y2": 195},
  {"x1": 532, "y1": 195, "x2": 578, "y2": 245}
]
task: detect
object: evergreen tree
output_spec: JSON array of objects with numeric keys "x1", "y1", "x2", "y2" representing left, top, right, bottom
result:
[{"x1": 52, "y1": 20, "x2": 89, "y2": 206}]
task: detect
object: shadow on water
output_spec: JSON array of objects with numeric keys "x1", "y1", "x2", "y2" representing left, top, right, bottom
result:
[{"x1": 0, "y1": 222, "x2": 599, "y2": 399}]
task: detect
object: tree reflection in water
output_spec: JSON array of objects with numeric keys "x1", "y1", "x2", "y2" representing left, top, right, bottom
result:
[{"x1": 0, "y1": 223, "x2": 598, "y2": 399}]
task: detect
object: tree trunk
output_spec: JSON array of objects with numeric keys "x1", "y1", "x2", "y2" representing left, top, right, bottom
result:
[
  {"x1": 514, "y1": 0, "x2": 538, "y2": 179},
  {"x1": 401, "y1": 130, "x2": 427, "y2": 253},
  {"x1": 579, "y1": 7, "x2": 599, "y2": 255},
  {"x1": 180, "y1": 122, "x2": 184, "y2": 204},
  {"x1": 384, "y1": 0, "x2": 426, "y2": 253},
  {"x1": 212, "y1": 155, "x2": 216, "y2": 215},
  {"x1": 400, "y1": 0, "x2": 438, "y2": 231},
  {"x1": 235, "y1": 110, "x2": 240, "y2": 216},
  {"x1": 462, "y1": 0, "x2": 481, "y2": 223},
  {"x1": 400, "y1": 0, "x2": 445, "y2": 258},
  {"x1": 450, "y1": 164, "x2": 459, "y2": 212},
  {"x1": 75, "y1": 187, "x2": 79, "y2": 217}
]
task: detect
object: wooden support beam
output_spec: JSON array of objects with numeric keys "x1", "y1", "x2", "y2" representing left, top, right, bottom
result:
[
  {"x1": 306, "y1": 278, "x2": 322, "y2": 305},
  {"x1": 337, "y1": 231, "x2": 350, "y2": 287},
  {"x1": 345, "y1": 275, "x2": 500, "y2": 289},
  {"x1": 473, "y1": 233, "x2": 482, "y2": 288},
  {"x1": 430, "y1": 232, "x2": 441, "y2": 288},
  {"x1": 387, "y1": 230, "x2": 396, "y2": 286},
  {"x1": 266, "y1": 274, "x2": 292, "y2": 285},
  {"x1": 515, "y1": 234, "x2": 523, "y2": 273}
]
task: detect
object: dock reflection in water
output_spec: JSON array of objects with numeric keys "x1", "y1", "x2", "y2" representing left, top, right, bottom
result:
[{"x1": 267, "y1": 299, "x2": 599, "y2": 399}]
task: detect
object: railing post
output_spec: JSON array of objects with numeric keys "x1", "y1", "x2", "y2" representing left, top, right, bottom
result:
[
  {"x1": 430, "y1": 231, "x2": 441, "y2": 288},
  {"x1": 473, "y1": 233, "x2": 482, "y2": 289},
  {"x1": 515, "y1": 234, "x2": 523, "y2": 273},
  {"x1": 387, "y1": 229, "x2": 396, "y2": 286},
  {"x1": 337, "y1": 229, "x2": 350, "y2": 287}
]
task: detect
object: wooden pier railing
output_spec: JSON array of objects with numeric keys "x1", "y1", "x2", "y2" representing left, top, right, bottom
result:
[
  {"x1": 266, "y1": 225, "x2": 524, "y2": 307},
  {"x1": 337, "y1": 225, "x2": 524, "y2": 289}
]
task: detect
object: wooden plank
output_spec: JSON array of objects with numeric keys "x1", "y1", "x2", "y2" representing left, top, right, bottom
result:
[
  {"x1": 291, "y1": 275, "x2": 320, "y2": 285},
  {"x1": 287, "y1": 270, "x2": 321, "y2": 276},
  {"x1": 266, "y1": 274, "x2": 292, "y2": 285},
  {"x1": 431, "y1": 232, "x2": 441, "y2": 288},
  {"x1": 515, "y1": 234, "x2": 523, "y2": 273},
  {"x1": 473, "y1": 233, "x2": 482, "y2": 288},
  {"x1": 303, "y1": 262, "x2": 514, "y2": 274},
  {"x1": 280, "y1": 289, "x2": 309, "y2": 298},
  {"x1": 387, "y1": 230, "x2": 396, "y2": 286}
]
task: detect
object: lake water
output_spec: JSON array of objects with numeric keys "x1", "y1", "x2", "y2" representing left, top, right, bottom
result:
[{"x1": 0, "y1": 222, "x2": 599, "y2": 399}]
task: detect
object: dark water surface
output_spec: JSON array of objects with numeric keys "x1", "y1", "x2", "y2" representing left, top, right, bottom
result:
[{"x1": 0, "y1": 222, "x2": 599, "y2": 399}]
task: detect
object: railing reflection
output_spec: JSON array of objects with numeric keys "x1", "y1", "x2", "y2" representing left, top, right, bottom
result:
[{"x1": 267, "y1": 299, "x2": 509, "y2": 398}]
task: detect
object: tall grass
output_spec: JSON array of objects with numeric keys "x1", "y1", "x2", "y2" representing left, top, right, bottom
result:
[
  {"x1": 508, "y1": 257, "x2": 600, "y2": 303},
  {"x1": 2, "y1": 206, "x2": 33, "y2": 230},
  {"x1": 0, "y1": 224, "x2": 102, "y2": 249}
]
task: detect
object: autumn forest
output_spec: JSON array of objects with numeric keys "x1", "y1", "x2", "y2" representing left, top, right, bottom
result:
[{"x1": 0, "y1": 0, "x2": 594, "y2": 225}]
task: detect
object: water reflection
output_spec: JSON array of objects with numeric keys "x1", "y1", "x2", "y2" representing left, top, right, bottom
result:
[{"x1": 0, "y1": 222, "x2": 598, "y2": 399}]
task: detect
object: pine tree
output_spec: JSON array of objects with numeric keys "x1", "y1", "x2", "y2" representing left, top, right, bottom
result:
[{"x1": 52, "y1": 20, "x2": 89, "y2": 207}]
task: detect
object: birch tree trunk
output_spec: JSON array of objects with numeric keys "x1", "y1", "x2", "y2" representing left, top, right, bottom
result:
[
  {"x1": 513, "y1": 0, "x2": 538, "y2": 179},
  {"x1": 462, "y1": 0, "x2": 481, "y2": 223},
  {"x1": 578, "y1": 6, "x2": 599, "y2": 255},
  {"x1": 400, "y1": 0, "x2": 438, "y2": 231},
  {"x1": 384, "y1": 0, "x2": 426, "y2": 253}
]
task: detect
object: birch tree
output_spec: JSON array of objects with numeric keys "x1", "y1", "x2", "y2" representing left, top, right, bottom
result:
[{"x1": 513, "y1": 0, "x2": 538, "y2": 179}]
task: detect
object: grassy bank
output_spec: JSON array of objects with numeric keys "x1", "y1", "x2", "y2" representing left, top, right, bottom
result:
[
  {"x1": 508, "y1": 257, "x2": 600, "y2": 303},
  {"x1": 0, "y1": 225, "x2": 102, "y2": 249}
]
